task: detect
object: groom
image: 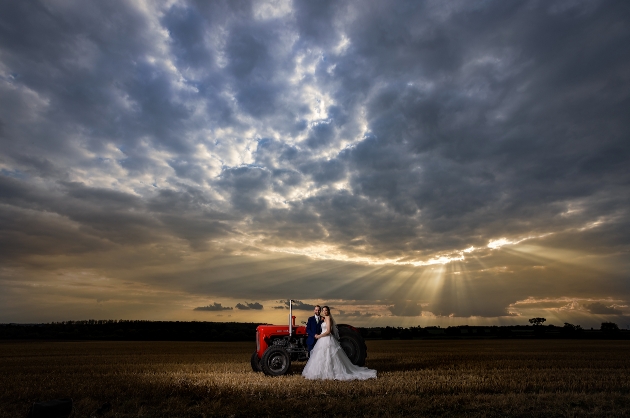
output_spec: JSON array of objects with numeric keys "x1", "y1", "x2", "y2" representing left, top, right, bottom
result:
[{"x1": 306, "y1": 305, "x2": 322, "y2": 354}]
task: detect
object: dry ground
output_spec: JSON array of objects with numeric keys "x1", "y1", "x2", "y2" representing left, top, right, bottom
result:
[{"x1": 1, "y1": 339, "x2": 629, "y2": 417}]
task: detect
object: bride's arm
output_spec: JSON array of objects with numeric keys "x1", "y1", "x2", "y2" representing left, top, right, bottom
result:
[{"x1": 316, "y1": 316, "x2": 331, "y2": 339}]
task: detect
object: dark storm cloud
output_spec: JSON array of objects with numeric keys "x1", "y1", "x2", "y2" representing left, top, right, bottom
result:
[
  {"x1": 586, "y1": 302, "x2": 623, "y2": 316},
  {"x1": 0, "y1": 174, "x2": 233, "y2": 263},
  {"x1": 281, "y1": 300, "x2": 316, "y2": 311},
  {"x1": 216, "y1": 166, "x2": 272, "y2": 214},
  {"x1": 235, "y1": 302, "x2": 263, "y2": 310},
  {"x1": 0, "y1": 1, "x2": 189, "y2": 158},
  {"x1": 299, "y1": 157, "x2": 346, "y2": 186},
  {"x1": 1, "y1": 0, "x2": 630, "y2": 323},
  {"x1": 193, "y1": 303, "x2": 233, "y2": 312},
  {"x1": 388, "y1": 301, "x2": 422, "y2": 317},
  {"x1": 335, "y1": 2, "x2": 630, "y2": 238}
]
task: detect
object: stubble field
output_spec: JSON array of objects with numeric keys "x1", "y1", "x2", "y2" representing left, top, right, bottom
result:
[{"x1": 1, "y1": 339, "x2": 629, "y2": 417}]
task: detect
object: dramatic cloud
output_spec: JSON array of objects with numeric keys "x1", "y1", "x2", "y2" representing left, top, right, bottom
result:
[
  {"x1": 586, "y1": 303, "x2": 623, "y2": 316},
  {"x1": 235, "y1": 302, "x2": 264, "y2": 310},
  {"x1": 280, "y1": 300, "x2": 316, "y2": 311},
  {"x1": 194, "y1": 303, "x2": 233, "y2": 312},
  {"x1": 1, "y1": 0, "x2": 629, "y2": 326},
  {"x1": 388, "y1": 301, "x2": 422, "y2": 317}
]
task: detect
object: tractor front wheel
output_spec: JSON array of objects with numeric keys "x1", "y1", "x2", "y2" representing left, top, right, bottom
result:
[
  {"x1": 260, "y1": 346, "x2": 291, "y2": 376},
  {"x1": 250, "y1": 351, "x2": 262, "y2": 372}
]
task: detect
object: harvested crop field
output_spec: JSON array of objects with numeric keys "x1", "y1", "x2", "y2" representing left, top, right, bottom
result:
[{"x1": 1, "y1": 340, "x2": 629, "y2": 417}]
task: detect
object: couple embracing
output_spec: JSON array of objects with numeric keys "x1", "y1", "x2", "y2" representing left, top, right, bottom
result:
[{"x1": 302, "y1": 305, "x2": 377, "y2": 380}]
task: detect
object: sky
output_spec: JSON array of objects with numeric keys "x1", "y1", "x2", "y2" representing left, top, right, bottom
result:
[{"x1": 1, "y1": 0, "x2": 629, "y2": 328}]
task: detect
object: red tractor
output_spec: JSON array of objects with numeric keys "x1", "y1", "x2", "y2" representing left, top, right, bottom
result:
[{"x1": 251, "y1": 300, "x2": 368, "y2": 376}]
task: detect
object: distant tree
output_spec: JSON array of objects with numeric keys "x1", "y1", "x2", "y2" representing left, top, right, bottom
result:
[
  {"x1": 601, "y1": 322, "x2": 619, "y2": 332},
  {"x1": 399, "y1": 329, "x2": 413, "y2": 340},
  {"x1": 381, "y1": 326, "x2": 398, "y2": 340},
  {"x1": 562, "y1": 323, "x2": 583, "y2": 332},
  {"x1": 529, "y1": 317, "x2": 546, "y2": 326}
]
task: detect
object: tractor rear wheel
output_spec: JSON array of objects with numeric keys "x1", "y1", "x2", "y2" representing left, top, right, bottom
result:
[
  {"x1": 250, "y1": 351, "x2": 262, "y2": 372},
  {"x1": 260, "y1": 346, "x2": 291, "y2": 376},
  {"x1": 338, "y1": 326, "x2": 367, "y2": 367}
]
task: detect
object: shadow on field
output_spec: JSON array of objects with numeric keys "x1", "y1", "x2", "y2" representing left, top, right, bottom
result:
[
  {"x1": 263, "y1": 358, "x2": 431, "y2": 374},
  {"x1": 260, "y1": 357, "x2": 432, "y2": 375},
  {"x1": 364, "y1": 358, "x2": 430, "y2": 372}
]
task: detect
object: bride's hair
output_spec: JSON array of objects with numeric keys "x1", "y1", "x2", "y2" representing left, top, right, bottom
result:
[{"x1": 321, "y1": 306, "x2": 339, "y2": 340}]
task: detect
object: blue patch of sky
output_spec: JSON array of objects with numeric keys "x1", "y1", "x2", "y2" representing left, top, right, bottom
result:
[{"x1": 1, "y1": 169, "x2": 26, "y2": 179}]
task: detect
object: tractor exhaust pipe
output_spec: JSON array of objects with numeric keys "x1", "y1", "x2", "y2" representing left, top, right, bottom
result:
[{"x1": 289, "y1": 299, "x2": 293, "y2": 337}]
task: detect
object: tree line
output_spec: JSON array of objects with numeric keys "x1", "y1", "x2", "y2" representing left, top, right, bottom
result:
[
  {"x1": 0, "y1": 320, "x2": 257, "y2": 342},
  {"x1": 0, "y1": 319, "x2": 627, "y2": 341}
]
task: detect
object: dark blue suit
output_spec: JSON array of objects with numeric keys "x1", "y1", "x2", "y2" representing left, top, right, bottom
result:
[{"x1": 306, "y1": 315, "x2": 322, "y2": 352}]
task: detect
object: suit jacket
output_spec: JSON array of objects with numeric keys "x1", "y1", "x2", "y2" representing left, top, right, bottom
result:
[{"x1": 306, "y1": 315, "x2": 322, "y2": 348}]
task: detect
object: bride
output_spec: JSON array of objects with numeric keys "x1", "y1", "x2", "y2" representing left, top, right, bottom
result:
[{"x1": 302, "y1": 306, "x2": 377, "y2": 380}]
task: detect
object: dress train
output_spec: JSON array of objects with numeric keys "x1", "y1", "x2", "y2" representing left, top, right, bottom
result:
[{"x1": 302, "y1": 322, "x2": 376, "y2": 380}]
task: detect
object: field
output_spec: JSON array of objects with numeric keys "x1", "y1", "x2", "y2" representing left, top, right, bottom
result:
[{"x1": 1, "y1": 340, "x2": 629, "y2": 417}]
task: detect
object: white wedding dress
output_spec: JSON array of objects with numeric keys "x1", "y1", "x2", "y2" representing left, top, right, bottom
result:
[{"x1": 302, "y1": 321, "x2": 377, "y2": 380}]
